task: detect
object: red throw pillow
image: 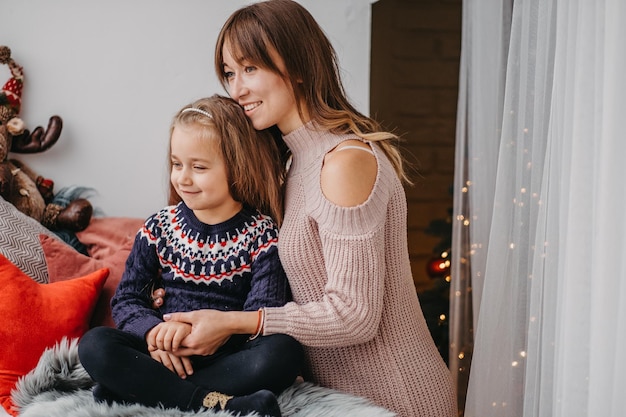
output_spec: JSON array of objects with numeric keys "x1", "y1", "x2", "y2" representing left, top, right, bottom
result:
[
  {"x1": 40, "y1": 234, "x2": 133, "y2": 328},
  {"x1": 76, "y1": 217, "x2": 144, "y2": 260},
  {"x1": 0, "y1": 254, "x2": 108, "y2": 416}
]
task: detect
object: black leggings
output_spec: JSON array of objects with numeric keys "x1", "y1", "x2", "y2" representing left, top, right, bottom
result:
[{"x1": 78, "y1": 326, "x2": 304, "y2": 411}]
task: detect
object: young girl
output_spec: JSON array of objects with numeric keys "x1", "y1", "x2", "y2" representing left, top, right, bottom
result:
[
  {"x1": 78, "y1": 95, "x2": 303, "y2": 417},
  {"x1": 158, "y1": 2, "x2": 458, "y2": 416}
]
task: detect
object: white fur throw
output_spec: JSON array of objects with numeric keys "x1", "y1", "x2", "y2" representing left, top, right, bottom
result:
[{"x1": 11, "y1": 338, "x2": 396, "y2": 417}]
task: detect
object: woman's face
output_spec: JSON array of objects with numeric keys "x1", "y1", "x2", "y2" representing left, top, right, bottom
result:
[{"x1": 221, "y1": 44, "x2": 304, "y2": 134}]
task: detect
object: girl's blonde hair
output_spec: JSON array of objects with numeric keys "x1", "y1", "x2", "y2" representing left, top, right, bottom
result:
[
  {"x1": 168, "y1": 95, "x2": 285, "y2": 225},
  {"x1": 215, "y1": 0, "x2": 411, "y2": 184}
]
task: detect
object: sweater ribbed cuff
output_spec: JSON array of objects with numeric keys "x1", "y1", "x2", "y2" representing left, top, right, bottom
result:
[{"x1": 261, "y1": 305, "x2": 292, "y2": 336}]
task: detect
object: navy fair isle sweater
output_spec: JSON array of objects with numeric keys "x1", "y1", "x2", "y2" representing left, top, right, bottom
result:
[{"x1": 111, "y1": 202, "x2": 291, "y2": 339}]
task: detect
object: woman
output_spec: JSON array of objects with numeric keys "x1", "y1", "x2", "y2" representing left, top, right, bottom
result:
[{"x1": 154, "y1": 1, "x2": 457, "y2": 416}]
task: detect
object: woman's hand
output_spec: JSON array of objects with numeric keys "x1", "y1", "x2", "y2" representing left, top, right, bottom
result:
[
  {"x1": 152, "y1": 288, "x2": 165, "y2": 308},
  {"x1": 163, "y1": 310, "x2": 232, "y2": 356},
  {"x1": 149, "y1": 349, "x2": 194, "y2": 379},
  {"x1": 146, "y1": 321, "x2": 191, "y2": 352}
]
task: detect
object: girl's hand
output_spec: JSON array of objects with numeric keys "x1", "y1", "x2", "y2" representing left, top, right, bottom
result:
[
  {"x1": 163, "y1": 310, "x2": 232, "y2": 356},
  {"x1": 146, "y1": 321, "x2": 191, "y2": 352},
  {"x1": 149, "y1": 349, "x2": 194, "y2": 378}
]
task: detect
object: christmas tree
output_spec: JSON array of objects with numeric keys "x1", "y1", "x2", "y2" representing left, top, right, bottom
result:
[{"x1": 417, "y1": 206, "x2": 452, "y2": 364}]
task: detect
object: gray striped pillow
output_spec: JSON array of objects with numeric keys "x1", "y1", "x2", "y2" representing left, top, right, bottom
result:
[{"x1": 0, "y1": 197, "x2": 59, "y2": 283}]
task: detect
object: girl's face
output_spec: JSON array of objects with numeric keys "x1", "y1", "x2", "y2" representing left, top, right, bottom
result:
[
  {"x1": 170, "y1": 125, "x2": 241, "y2": 225},
  {"x1": 221, "y1": 43, "x2": 304, "y2": 134}
]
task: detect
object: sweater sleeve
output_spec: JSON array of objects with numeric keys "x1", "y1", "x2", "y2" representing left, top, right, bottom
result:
[
  {"x1": 243, "y1": 222, "x2": 291, "y2": 311},
  {"x1": 111, "y1": 223, "x2": 163, "y2": 338},
  {"x1": 263, "y1": 152, "x2": 397, "y2": 348},
  {"x1": 264, "y1": 229, "x2": 386, "y2": 348}
]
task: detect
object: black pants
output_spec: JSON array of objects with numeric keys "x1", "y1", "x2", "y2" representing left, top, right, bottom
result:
[{"x1": 78, "y1": 326, "x2": 304, "y2": 411}]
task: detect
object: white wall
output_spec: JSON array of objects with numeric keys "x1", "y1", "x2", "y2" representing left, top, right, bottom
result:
[{"x1": 0, "y1": 0, "x2": 373, "y2": 218}]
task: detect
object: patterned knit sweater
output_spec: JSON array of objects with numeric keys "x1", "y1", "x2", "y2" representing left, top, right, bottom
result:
[
  {"x1": 112, "y1": 202, "x2": 290, "y2": 339},
  {"x1": 262, "y1": 123, "x2": 457, "y2": 417}
]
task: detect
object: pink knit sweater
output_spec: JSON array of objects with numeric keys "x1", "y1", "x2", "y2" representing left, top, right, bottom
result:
[{"x1": 263, "y1": 123, "x2": 457, "y2": 417}]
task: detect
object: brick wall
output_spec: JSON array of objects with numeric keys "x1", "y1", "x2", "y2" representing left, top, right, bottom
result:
[{"x1": 370, "y1": 0, "x2": 461, "y2": 292}]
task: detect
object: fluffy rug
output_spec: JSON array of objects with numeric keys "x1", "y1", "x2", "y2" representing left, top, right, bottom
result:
[{"x1": 11, "y1": 338, "x2": 396, "y2": 417}]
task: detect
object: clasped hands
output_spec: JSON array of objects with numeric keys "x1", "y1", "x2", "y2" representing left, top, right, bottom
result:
[
  {"x1": 145, "y1": 308, "x2": 232, "y2": 379},
  {"x1": 146, "y1": 321, "x2": 193, "y2": 379}
]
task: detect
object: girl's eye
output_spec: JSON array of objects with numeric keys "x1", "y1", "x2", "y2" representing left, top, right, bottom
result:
[
  {"x1": 193, "y1": 165, "x2": 207, "y2": 171},
  {"x1": 171, "y1": 161, "x2": 182, "y2": 168},
  {"x1": 244, "y1": 66, "x2": 256, "y2": 73},
  {"x1": 224, "y1": 71, "x2": 234, "y2": 79}
]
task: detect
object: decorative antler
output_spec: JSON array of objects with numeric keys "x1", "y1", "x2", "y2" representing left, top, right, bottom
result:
[{"x1": 10, "y1": 115, "x2": 62, "y2": 153}]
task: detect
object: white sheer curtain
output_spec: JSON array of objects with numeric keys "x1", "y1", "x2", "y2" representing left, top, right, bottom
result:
[{"x1": 451, "y1": 0, "x2": 626, "y2": 416}]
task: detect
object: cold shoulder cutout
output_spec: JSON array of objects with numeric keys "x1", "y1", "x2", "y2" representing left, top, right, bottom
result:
[{"x1": 320, "y1": 141, "x2": 378, "y2": 209}]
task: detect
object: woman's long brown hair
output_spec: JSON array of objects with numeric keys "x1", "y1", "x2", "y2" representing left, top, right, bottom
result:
[{"x1": 215, "y1": 0, "x2": 411, "y2": 184}]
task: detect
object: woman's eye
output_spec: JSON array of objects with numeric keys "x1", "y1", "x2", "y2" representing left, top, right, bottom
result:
[
  {"x1": 224, "y1": 71, "x2": 234, "y2": 80},
  {"x1": 244, "y1": 66, "x2": 256, "y2": 73}
]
